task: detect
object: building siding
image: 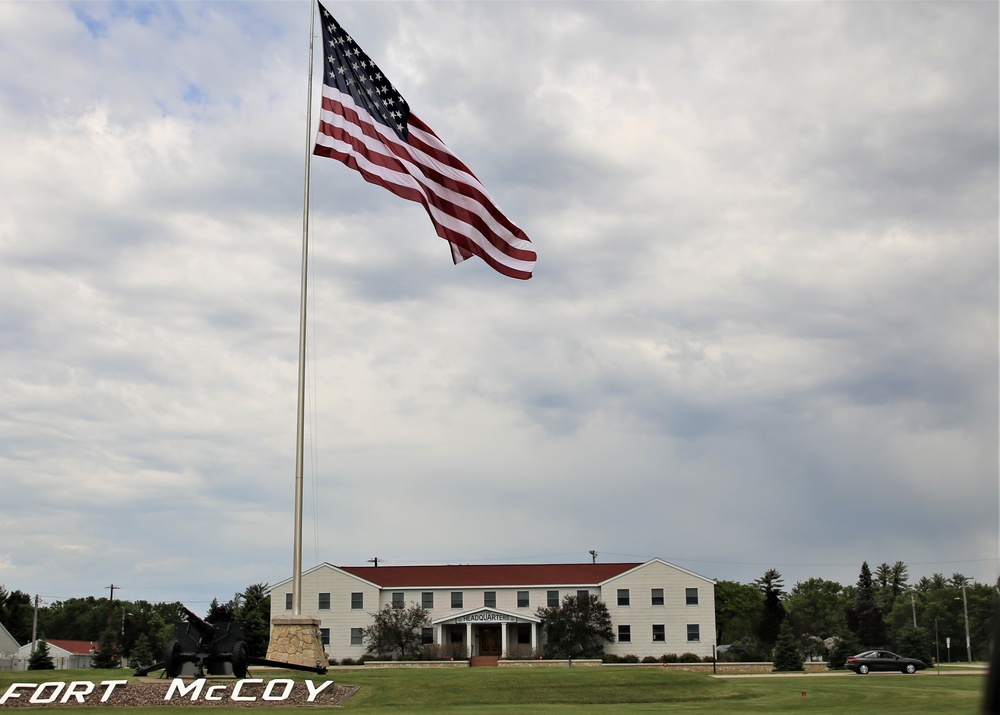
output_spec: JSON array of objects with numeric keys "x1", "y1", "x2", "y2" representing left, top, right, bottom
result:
[{"x1": 602, "y1": 560, "x2": 715, "y2": 658}]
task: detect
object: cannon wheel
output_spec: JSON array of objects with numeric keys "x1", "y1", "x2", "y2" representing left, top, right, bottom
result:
[
  {"x1": 164, "y1": 640, "x2": 184, "y2": 678},
  {"x1": 231, "y1": 640, "x2": 249, "y2": 679}
]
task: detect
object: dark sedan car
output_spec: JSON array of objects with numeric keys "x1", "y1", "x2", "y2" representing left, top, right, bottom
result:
[{"x1": 845, "y1": 650, "x2": 927, "y2": 674}]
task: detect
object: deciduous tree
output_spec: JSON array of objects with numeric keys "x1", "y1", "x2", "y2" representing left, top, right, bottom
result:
[
  {"x1": 0, "y1": 588, "x2": 34, "y2": 645},
  {"x1": 714, "y1": 580, "x2": 764, "y2": 653},
  {"x1": 785, "y1": 578, "x2": 847, "y2": 642},
  {"x1": 536, "y1": 593, "x2": 614, "y2": 658},
  {"x1": 362, "y1": 603, "x2": 430, "y2": 660}
]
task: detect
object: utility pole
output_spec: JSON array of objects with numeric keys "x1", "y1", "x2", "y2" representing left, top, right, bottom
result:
[
  {"x1": 589, "y1": 550, "x2": 598, "y2": 564},
  {"x1": 106, "y1": 584, "x2": 118, "y2": 628},
  {"x1": 31, "y1": 594, "x2": 39, "y2": 653},
  {"x1": 367, "y1": 557, "x2": 380, "y2": 568},
  {"x1": 911, "y1": 592, "x2": 917, "y2": 627}
]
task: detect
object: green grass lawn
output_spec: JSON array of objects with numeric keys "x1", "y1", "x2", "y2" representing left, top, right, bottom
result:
[{"x1": 0, "y1": 666, "x2": 988, "y2": 713}]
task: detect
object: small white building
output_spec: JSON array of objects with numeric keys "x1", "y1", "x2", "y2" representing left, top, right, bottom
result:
[
  {"x1": 268, "y1": 559, "x2": 715, "y2": 662},
  {"x1": 12, "y1": 639, "x2": 97, "y2": 670}
]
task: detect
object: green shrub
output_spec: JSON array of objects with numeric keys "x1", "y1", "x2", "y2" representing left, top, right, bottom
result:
[
  {"x1": 827, "y1": 636, "x2": 859, "y2": 670},
  {"x1": 662, "y1": 653, "x2": 679, "y2": 663},
  {"x1": 641, "y1": 656, "x2": 658, "y2": 663},
  {"x1": 679, "y1": 652, "x2": 701, "y2": 663},
  {"x1": 622, "y1": 654, "x2": 639, "y2": 663},
  {"x1": 502, "y1": 644, "x2": 539, "y2": 660}
]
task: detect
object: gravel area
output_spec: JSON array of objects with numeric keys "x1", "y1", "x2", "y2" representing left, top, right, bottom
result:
[{"x1": 0, "y1": 678, "x2": 358, "y2": 707}]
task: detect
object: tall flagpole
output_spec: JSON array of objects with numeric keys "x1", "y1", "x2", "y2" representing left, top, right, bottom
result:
[{"x1": 292, "y1": 0, "x2": 317, "y2": 618}]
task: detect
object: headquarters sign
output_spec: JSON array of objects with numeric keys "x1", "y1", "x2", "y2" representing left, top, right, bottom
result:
[{"x1": 455, "y1": 610, "x2": 520, "y2": 623}]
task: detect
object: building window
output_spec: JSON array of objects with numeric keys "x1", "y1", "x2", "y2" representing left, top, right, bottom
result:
[
  {"x1": 687, "y1": 624, "x2": 700, "y2": 642},
  {"x1": 652, "y1": 624, "x2": 665, "y2": 642},
  {"x1": 392, "y1": 592, "x2": 404, "y2": 609},
  {"x1": 686, "y1": 588, "x2": 699, "y2": 606},
  {"x1": 618, "y1": 625, "x2": 631, "y2": 643},
  {"x1": 517, "y1": 591, "x2": 529, "y2": 608},
  {"x1": 451, "y1": 592, "x2": 463, "y2": 608},
  {"x1": 651, "y1": 588, "x2": 664, "y2": 606},
  {"x1": 351, "y1": 592, "x2": 364, "y2": 610},
  {"x1": 422, "y1": 592, "x2": 434, "y2": 609},
  {"x1": 484, "y1": 591, "x2": 496, "y2": 608},
  {"x1": 547, "y1": 590, "x2": 559, "y2": 607},
  {"x1": 421, "y1": 628, "x2": 434, "y2": 645},
  {"x1": 617, "y1": 589, "x2": 630, "y2": 607},
  {"x1": 350, "y1": 628, "x2": 363, "y2": 646},
  {"x1": 517, "y1": 624, "x2": 531, "y2": 645},
  {"x1": 320, "y1": 628, "x2": 330, "y2": 647},
  {"x1": 577, "y1": 590, "x2": 589, "y2": 601},
  {"x1": 285, "y1": 593, "x2": 292, "y2": 611},
  {"x1": 318, "y1": 593, "x2": 331, "y2": 610}
]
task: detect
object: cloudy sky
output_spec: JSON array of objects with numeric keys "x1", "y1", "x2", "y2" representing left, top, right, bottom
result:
[{"x1": 1, "y1": 0, "x2": 997, "y2": 614}]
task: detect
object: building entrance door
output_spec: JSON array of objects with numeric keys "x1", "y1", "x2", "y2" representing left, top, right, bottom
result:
[{"x1": 480, "y1": 626, "x2": 502, "y2": 656}]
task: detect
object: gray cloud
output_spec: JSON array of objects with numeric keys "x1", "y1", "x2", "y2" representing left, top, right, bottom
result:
[{"x1": 0, "y1": 1, "x2": 995, "y2": 610}]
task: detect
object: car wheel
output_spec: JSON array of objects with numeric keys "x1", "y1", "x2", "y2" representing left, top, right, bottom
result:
[
  {"x1": 858, "y1": 664, "x2": 869, "y2": 675},
  {"x1": 904, "y1": 664, "x2": 916, "y2": 674}
]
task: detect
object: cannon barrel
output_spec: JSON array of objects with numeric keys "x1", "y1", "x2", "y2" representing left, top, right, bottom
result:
[{"x1": 180, "y1": 605, "x2": 216, "y2": 637}]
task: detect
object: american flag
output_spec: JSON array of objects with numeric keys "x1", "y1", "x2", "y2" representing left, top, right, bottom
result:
[{"x1": 312, "y1": 2, "x2": 536, "y2": 280}]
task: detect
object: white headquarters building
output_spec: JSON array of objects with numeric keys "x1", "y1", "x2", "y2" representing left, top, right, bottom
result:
[{"x1": 268, "y1": 558, "x2": 716, "y2": 662}]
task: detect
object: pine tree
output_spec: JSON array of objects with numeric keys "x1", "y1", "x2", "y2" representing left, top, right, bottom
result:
[
  {"x1": 91, "y1": 628, "x2": 120, "y2": 669},
  {"x1": 754, "y1": 568, "x2": 786, "y2": 651},
  {"x1": 847, "y1": 562, "x2": 887, "y2": 647},
  {"x1": 27, "y1": 639, "x2": 55, "y2": 670},
  {"x1": 772, "y1": 621, "x2": 803, "y2": 671},
  {"x1": 129, "y1": 634, "x2": 154, "y2": 669}
]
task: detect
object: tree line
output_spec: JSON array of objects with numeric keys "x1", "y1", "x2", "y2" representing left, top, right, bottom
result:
[
  {"x1": 0, "y1": 583, "x2": 271, "y2": 668},
  {"x1": 716, "y1": 562, "x2": 998, "y2": 666},
  {"x1": 3, "y1": 562, "x2": 997, "y2": 668}
]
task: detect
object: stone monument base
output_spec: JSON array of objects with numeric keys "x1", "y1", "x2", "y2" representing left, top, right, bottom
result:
[{"x1": 265, "y1": 616, "x2": 328, "y2": 669}]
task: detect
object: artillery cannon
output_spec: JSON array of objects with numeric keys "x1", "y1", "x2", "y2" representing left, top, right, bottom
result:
[{"x1": 134, "y1": 606, "x2": 327, "y2": 678}]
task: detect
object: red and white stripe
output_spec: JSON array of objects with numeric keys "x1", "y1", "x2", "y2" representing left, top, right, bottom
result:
[{"x1": 314, "y1": 85, "x2": 536, "y2": 280}]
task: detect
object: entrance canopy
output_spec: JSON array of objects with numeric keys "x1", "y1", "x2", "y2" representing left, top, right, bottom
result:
[
  {"x1": 432, "y1": 607, "x2": 541, "y2": 627},
  {"x1": 432, "y1": 608, "x2": 541, "y2": 657}
]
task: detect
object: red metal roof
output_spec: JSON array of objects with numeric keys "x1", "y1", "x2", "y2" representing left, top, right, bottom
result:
[
  {"x1": 46, "y1": 640, "x2": 97, "y2": 655},
  {"x1": 338, "y1": 563, "x2": 642, "y2": 588}
]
